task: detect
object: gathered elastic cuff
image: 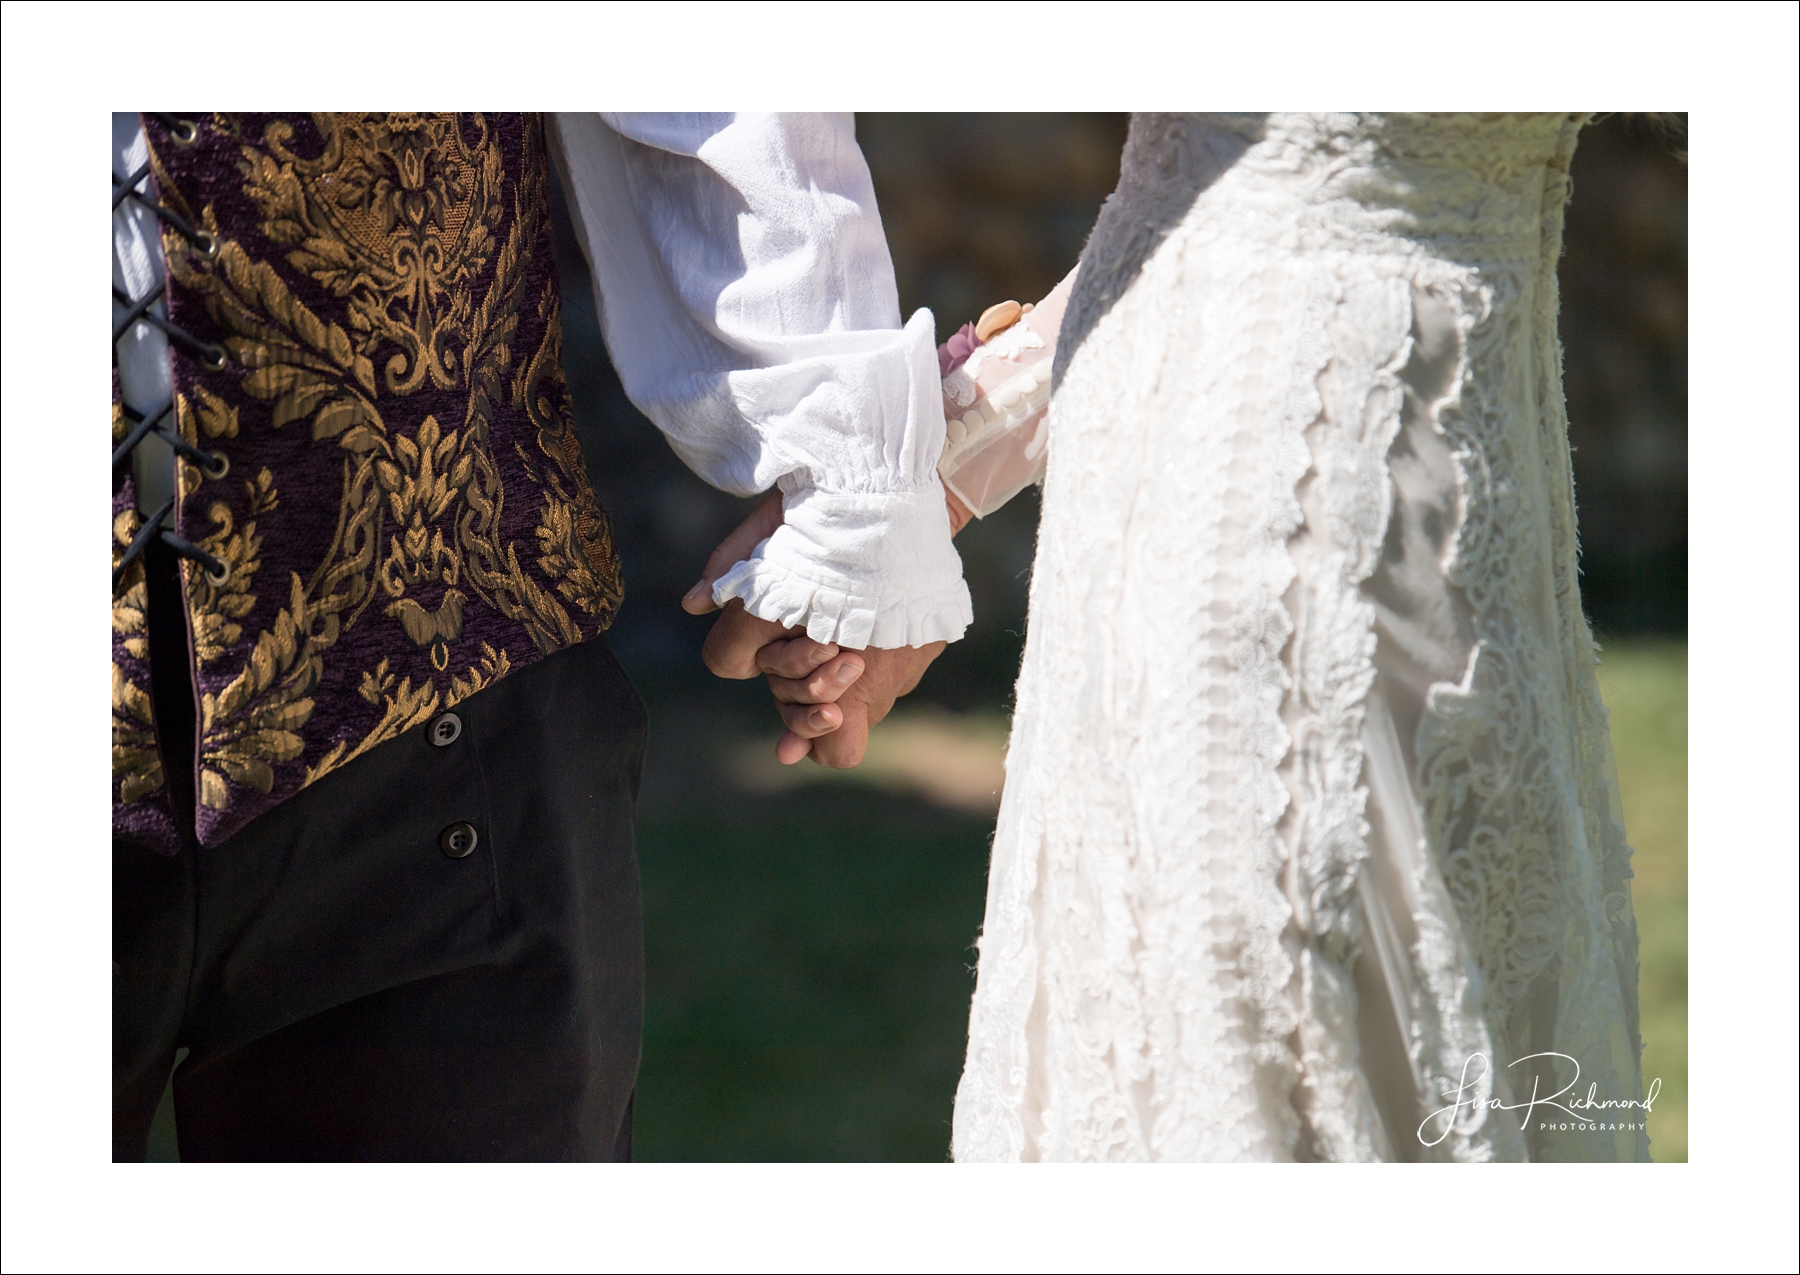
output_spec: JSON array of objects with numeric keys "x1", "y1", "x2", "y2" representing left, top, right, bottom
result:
[{"x1": 711, "y1": 482, "x2": 973, "y2": 649}]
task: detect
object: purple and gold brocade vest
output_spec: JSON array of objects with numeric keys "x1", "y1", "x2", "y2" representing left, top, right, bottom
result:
[{"x1": 111, "y1": 113, "x2": 623, "y2": 854}]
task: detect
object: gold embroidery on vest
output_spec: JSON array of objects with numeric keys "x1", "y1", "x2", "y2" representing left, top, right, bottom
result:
[
  {"x1": 192, "y1": 384, "x2": 241, "y2": 440},
  {"x1": 112, "y1": 504, "x2": 164, "y2": 805},
  {"x1": 517, "y1": 281, "x2": 623, "y2": 621},
  {"x1": 184, "y1": 452, "x2": 272, "y2": 665},
  {"x1": 449, "y1": 644, "x2": 513, "y2": 707},
  {"x1": 158, "y1": 114, "x2": 620, "y2": 811},
  {"x1": 298, "y1": 656, "x2": 441, "y2": 787},
  {"x1": 113, "y1": 666, "x2": 165, "y2": 805},
  {"x1": 191, "y1": 565, "x2": 320, "y2": 812}
]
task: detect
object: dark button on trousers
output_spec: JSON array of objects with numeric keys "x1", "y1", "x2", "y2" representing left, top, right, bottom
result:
[{"x1": 113, "y1": 635, "x2": 647, "y2": 1161}]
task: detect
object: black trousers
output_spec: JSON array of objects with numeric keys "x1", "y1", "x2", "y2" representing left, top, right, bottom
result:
[{"x1": 113, "y1": 633, "x2": 647, "y2": 1161}]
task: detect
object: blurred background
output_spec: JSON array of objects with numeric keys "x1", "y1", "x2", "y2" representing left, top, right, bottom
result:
[
  {"x1": 576, "y1": 113, "x2": 1688, "y2": 1162},
  {"x1": 152, "y1": 113, "x2": 1686, "y2": 1162}
]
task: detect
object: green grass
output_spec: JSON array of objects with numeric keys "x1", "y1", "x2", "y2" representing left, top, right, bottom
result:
[
  {"x1": 631, "y1": 640, "x2": 1689, "y2": 1163},
  {"x1": 1595, "y1": 638, "x2": 1688, "y2": 1162},
  {"x1": 633, "y1": 789, "x2": 992, "y2": 1161},
  {"x1": 144, "y1": 643, "x2": 1686, "y2": 1164}
]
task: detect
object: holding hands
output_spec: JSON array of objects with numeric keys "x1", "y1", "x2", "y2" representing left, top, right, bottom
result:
[
  {"x1": 683, "y1": 272, "x2": 1073, "y2": 769},
  {"x1": 682, "y1": 488, "x2": 972, "y2": 768}
]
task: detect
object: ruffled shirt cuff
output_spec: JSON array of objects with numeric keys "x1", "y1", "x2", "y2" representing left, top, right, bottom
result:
[{"x1": 711, "y1": 480, "x2": 973, "y2": 649}]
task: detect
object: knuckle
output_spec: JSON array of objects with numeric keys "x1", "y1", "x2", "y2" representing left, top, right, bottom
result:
[{"x1": 708, "y1": 652, "x2": 755, "y2": 680}]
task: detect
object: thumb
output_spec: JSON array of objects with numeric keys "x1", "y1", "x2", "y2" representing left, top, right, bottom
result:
[
  {"x1": 682, "y1": 489, "x2": 786, "y2": 615},
  {"x1": 808, "y1": 696, "x2": 870, "y2": 769}
]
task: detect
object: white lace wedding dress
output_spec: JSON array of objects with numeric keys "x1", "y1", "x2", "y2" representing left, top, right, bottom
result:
[{"x1": 952, "y1": 114, "x2": 1650, "y2": 1162}]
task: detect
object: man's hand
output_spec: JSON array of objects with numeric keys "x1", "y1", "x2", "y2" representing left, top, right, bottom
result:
[
  {"x1": 683, "y1": 484, "x2": 970, "y2": 766},
  {"x1": 756, "y1": 635, "x2": 945, "y2": 767},
  {"x1": 683, "y1": 491, "x2": 796, "y2": 679}
]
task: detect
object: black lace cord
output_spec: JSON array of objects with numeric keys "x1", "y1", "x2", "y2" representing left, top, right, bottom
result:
[
  {"x1": 112, "y1": 283, "x2": 226, "y2": 369},
  {"x1": 114, "y1": 498, "x2": 176, "y2": 591},
  {"x1": 112, "y1": 161, "x2": 218, "y2": 260},
  {"x1": 112, "y1": 397, "x2": 228, "y2": 476},
  {"x1": 112, "y1": 398, "x2": 167, "y2": 470},
  {"x1": 111, "y1": 397, "x2": 232, "y2": 588},
  {"x1": 112, "y1": 488, "x2": 230, "y2": 592},
  {"x1": 113, "y1": 135, "x2": 230, "y2": 595},
  {"x1": 111, "y1": 161, "x2": 225, "y2": 366}
]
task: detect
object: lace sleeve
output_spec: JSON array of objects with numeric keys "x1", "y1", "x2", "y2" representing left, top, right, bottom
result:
[{"x1": 938, "y1": 269, "x2": 1076, "y2": 518}]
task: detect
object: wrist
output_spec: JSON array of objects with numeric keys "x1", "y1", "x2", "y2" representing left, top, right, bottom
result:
[
  {"x1": 711, "y1": 481, "x2": 972, "y2": 649},
  {"x1": 946, "y1": 486, "x2": 974, "y2": 536}
]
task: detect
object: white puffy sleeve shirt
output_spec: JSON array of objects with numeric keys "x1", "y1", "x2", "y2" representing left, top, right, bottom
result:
[{"x1": 548, "y1": 113, "x2": 970, "y2": 650}]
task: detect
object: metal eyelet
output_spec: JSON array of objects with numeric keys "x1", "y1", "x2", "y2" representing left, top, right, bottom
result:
[
  {"x1": 204, "y1": 559, "x2": 232, "y2": 588},
  {"x1": 199, "y1": 344, "x2": 228, "y2": 373},
  {"x1": 190, "y1": 228, "x2": 221, "y2": 260},
  {"x1": 170, "y1": 118, "x2": 199, "y2": 146},
  {"x1": 204, "y1": 451, "x2": 230, "y2": 480}
]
